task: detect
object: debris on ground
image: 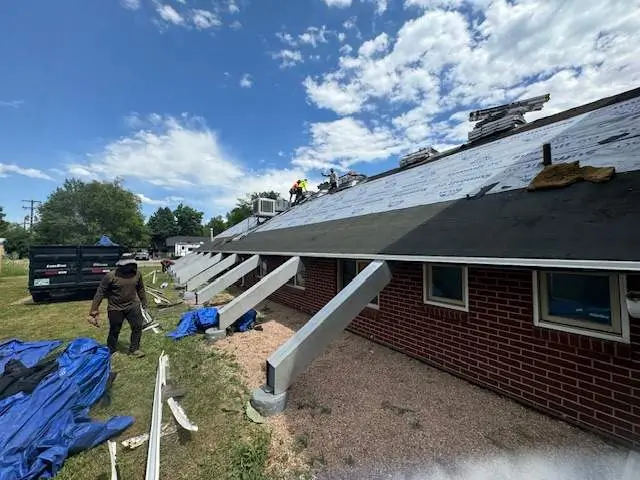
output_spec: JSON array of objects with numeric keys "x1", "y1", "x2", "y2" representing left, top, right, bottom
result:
[
  {"x1": 121, "y1": 423, "x2": 178, "y2": 450},
  {"x1": 246, "y1": 400, "x2": 266, "y2": 424}
]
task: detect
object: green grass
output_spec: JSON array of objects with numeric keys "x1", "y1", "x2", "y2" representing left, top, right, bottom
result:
[
  {"x1": 0, "y1": 258, "x2": 29, "y2": 277},
  {"x1": 0, "y1": 268, "x2": 273, "y2": 480}
]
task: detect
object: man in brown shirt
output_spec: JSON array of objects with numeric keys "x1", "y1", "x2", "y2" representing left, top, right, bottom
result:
[{"x1": 88, "y1": 257, "x2": 148, "y2": 357}]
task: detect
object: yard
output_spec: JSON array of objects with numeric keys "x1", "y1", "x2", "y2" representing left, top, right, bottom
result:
[
  {"x1": 0, "y1": 268, "x2": 298, "y2": 480},
  {"x1": 0, "y1": 267, "x2": 634, "y2": 480}
]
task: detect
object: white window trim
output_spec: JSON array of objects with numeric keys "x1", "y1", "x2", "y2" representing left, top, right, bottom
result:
[
  {"x1": 256, "y1": 259, "x2": 268, "y2": 278},
  {"x1": 287, "y1": 270, "x2": 306, "y2": 290},
  {"x1": 532, "y1": 271, "x2": 630, "y2": 344},
  {"x1": 423, "y1": 264, "x2": 469, "y2": 312},
  {"x1": 337, "y1": 259, "x2": 379, "y2": 310}
]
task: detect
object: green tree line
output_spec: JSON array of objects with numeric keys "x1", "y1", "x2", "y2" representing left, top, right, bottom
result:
[{"x1": 0, "y1": 178, "x2": 280, "y2": 258}]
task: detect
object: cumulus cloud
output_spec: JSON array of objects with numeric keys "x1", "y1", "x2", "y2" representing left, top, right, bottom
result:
[
  {"x1": 191, "y1": 9, "x2": 221, "y2": 30},
  {"x1": 0, "y1": 163, "x2": 53, "y2": 180},
  {"x1": 66, "y1": 114, "x2": 318, "y2": 215},
  {"x1": 240, "y1": 74, "x2": 253, "y2": 88},
  {"x1": 156, "y1": 4, "x2": 184, "y2": 25},
  {"x1": 271, "y1": 49, "x2": 304, "y2": 68},
  {"x1": 228, "y1": 0, "x2": 240, "y2": 14},
  {"x1": 136, "y1": 193, "x2": 184, "y2": 206},
  {"x1": 120, "y1": 0, "x2": 141, "y2": 10},
  {"x1": 323, "y1": 0, "x2": 352, "y2": 7},
  {"x1": 294, "y1": 0, "x2": 640, "y2": 169}
]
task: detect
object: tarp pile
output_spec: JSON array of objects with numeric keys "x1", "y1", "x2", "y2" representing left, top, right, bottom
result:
[
  {"x1": 166, "y1": 307, "x2": 258, "y2": 340},
  {"x1": 0, "y1": 338, "x2": 133, "y2": 479}
]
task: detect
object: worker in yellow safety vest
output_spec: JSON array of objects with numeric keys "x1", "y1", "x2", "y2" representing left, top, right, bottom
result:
[{"x1": 289, "y1": 179, "x2": 309, "y2": 205}]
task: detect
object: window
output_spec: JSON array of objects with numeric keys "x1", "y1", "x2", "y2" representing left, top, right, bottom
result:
[
  {"x1": 257, "y1": 259, "x2": 268, "y2": 278},
  {"x1": 287, "y1": 262, "x2": 306, "y2": 289},
  {"x1": 533, "y1": 271, "x2": 629, "y2": 342},
  {"x1": 424, "y1": 264, "x2": 469, "y2": 311},
  {"x1": 338, "y1": 260, "x2": 379, "y2": 308}
]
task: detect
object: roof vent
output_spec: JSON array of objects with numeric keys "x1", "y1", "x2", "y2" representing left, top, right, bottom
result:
[
  {"x1": 252, "y1": 197, "x2": 277, "y2": 217},
  {"x1": 399, "y1": 146, "x2": 439, "y2": 168},
  {"x1": 468, "y1": 93, "x2": 550, "y2": 143}
]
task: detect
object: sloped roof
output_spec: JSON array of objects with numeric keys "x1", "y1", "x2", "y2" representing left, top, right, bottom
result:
[
  {"x1": 201, "y1": 87, "x2": 640, "y2": 266},
  {"x1": 165, "y1": 236, "x2": 209, "y2": 246}
]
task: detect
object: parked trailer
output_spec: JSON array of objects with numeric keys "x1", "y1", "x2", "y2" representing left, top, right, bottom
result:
[{"x1": 28, "y1": 245, "x2": 124, "y2": 303}]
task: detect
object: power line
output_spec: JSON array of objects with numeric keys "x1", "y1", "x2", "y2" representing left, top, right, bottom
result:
[{"x1": 21, "y1": 199, "x2": 42, "y2": 231}]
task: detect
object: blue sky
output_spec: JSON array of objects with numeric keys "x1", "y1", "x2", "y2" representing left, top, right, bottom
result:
[{"x1": 1, "y1": 0, "x2": 638, "y2": 224}]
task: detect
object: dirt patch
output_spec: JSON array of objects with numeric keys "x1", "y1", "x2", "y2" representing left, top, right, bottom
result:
[
  {"x1": 10, "y1": 295, "x2": 33, "y2": 306},
  {"x1": 213, "y1": 298, "x2": 629, "y2": 479}
]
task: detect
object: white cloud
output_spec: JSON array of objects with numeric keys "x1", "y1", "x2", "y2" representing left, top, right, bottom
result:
[
  {"x1": 0, "y1": 163, "x2": 53, "y2": 180},
  {"x1": 339, "y1": 44, "x2": 353, "y2": 54},
  {"x1": 229, "y1": 20, "x2": 242, "y2": 30},
  {"x1": 228, "y1": 0, "x2": 240, "y2": 13},
  {"x1": 323, "y1": 0, "x2": 352, "y2": 7},
  {"x1": 342, "y1": 17, "x2": 357, "y2": 29},
  {"x1": 66, "y1": 115, "x2": 318, "y2": 215},
  {"x1": 191, "y1": 9, "x2": 221, "y2": 29},
  {"x1": 299, "y1": 26, "x2": 330, "y2": 48},
  {"x1": 276, "y1": 32, "x2": 298, "y2": 47},
  {"x1": 370, "y1": 0, "x2": 387, "y2": 14},
  {"x1": 0, "y1": 100, "x2": 24, "y2": 109},
  {"x1": 136, "y1": 193, "x2": 184, "y2": 206},
  {"x1": 120, "y1": 0, "x2": 141, "y2": 10},
  {"x1": 156, "y1": 4, "x2": 184, "y2": 25},
  {"x1": 271, "y1": 49, "x2": 304, "y2": 68},
  {"x1": 240, "y1": 73, "x2": 253, "y2": 88}
]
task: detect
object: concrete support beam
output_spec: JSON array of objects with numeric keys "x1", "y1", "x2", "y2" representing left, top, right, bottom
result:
[
  {"x1": 195, "y1": 255, "x2": 260, "y2": 305},
  {"x1": 262, "y1": 260, "x2": 391, "y2": 398},
  {"x1": 185, "y1": 254, "x2": 238, "y2": 292},
  {"x1": 176, "y1": 253, "x2": 221, "y2": 285},
  {"x1": 218, "y1": 257, "x2": 301, "y2": 330}
]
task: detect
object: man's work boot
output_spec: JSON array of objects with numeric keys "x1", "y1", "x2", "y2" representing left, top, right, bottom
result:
[{"x1": 129, "y1": 350, "x2": 145, "y2": 358}]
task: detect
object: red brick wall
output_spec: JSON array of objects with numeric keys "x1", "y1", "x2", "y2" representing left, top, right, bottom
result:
[{"x1": 240, "y1": 256, "x2": 640, "y2": 447}]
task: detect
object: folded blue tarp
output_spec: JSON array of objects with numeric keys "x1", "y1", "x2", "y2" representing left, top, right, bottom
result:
[
  {"x1": 0, "y1": 339, "x2": 62, "y2": 371},
  {"x1": 0, "y1": 338, "x2": 134, "y2": 480},
  {"x1": 166, "y1": 307, "x2": 257, "y2": 340}
]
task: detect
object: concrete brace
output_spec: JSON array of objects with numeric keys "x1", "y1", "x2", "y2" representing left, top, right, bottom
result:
[
  {"x1": 218, "y1": 256, "x2": 301, "y2": 330},
  {"x1": 176, "y1": 253, "x2": 221, "y2": 285},
  {"x1": 185, "y1": 253, "x2": 238, "y2": 292},
  {"x1": 265, "y1": 260, "x2": 391, "y2": 396},
  {"x1": 195, "y1": 255, "x2": 260, "y2": 305}
]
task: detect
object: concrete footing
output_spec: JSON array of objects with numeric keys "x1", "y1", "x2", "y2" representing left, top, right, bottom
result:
[
  {"x1": 250, "y1": 384, "x2": 288, "y2": 416},
  {"x1": 204, "y1": 328, "x2": 227, "y2": 343}
]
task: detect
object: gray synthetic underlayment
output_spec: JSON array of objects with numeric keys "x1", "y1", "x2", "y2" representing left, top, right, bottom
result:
[
  {"x1": 253, "y1": 92, "x2": 640, "y2": 233},
  {"x1": 203, "y1": 170, "x2": 640, "y2": 261},
  {"x1": 250, "y1": 384, "x2": 289, "y2": 416}
]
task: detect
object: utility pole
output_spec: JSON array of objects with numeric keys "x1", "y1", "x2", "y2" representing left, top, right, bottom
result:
[{"x1": 22, "y1": 200, "x2": 42, "y2": 231}]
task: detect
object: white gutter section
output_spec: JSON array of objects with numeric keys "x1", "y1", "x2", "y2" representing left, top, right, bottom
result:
[
  {"x1": 108, "y1": 440, "x2": 118, "y2": 480},
  {"x1": 145, "y1": 351, "x2": 167, "y2": 480},
  {"x1": 217, "y1": 256, "x2": 301, "y2": 330},
  {"x1": 204, "y1": 250, "x2": 640, "y2": 272},
  {"x1": 185, "y1": 254, "x2": 238, "y2": 292}
]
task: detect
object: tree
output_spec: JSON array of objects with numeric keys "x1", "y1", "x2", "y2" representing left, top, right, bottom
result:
[
  {"x1": 173, "y1": 203, "x2": 204, "y2": 236},
  {"x1": 147, "y1": 207, "x2": 179, "y2": 250},
  {"x1": 203, "y1": 215, "x2": 226, "y2": 236},
  {"x1": 3, "y1": 224, "x2": 32, "y2": 258},
  {"x1": 225, "y1": 191, "x2": 281, "y2": 228},
  {"x1": 0, "y1": 206, "x2": 8, "y2": 235},
  {"x1": 34, "y1": 178, "x2": 148, "y2": 247}
]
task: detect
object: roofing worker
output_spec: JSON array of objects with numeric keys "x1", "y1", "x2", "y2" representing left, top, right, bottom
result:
[
  {"x1": 289, "y1": 179, "x2": 309, "y2": 205},
  {"x1": 322, "y1": 168, "x2": 339, "y2": 192},
  {"x1": 88, "y1": 256, "x2": 148, "y2": 358}
]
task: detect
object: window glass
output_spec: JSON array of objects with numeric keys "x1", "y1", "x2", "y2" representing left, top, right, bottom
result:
[
  {"x1": 338, "y1": 260, "x2": 378, "y2": 306},
  {"x1": 430, "y1": 266, "x2": 464, "y2": 301},
  {"x1": 545, "y1": 273, "x2": 612, "y2": 325},
  {"x1": 287, "y1": 262, "x2": 306, "y2": 288}
]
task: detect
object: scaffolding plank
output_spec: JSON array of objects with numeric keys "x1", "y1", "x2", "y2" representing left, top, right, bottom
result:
[
  {"x1": 218, "y1": 257, "x2": 301, "y2": 330},
  {"x1": 266, "y1": 260, "x2": 392, "y2": 395},
  {"x1": 186, "y1": 254, "x2": 238, "y2": 292},
  {"x1": 195, "y1": 255, "x2": 260, "y2": 305}
]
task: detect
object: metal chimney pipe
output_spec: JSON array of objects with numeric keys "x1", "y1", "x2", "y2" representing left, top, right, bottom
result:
[
  {"x1": 210, "y1": 227, "x2": 213, "y2": 241},
  {"x1": 542, "y1": 143, "x2": 552, "y2": 166}
]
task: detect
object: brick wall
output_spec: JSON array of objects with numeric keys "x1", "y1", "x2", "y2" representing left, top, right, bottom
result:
[{"x1": 240, "y1": 256, "x2": 640, "y2": 447}]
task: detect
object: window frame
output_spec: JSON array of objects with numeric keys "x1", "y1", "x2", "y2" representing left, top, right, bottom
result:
[
  {"x1": 256, "y1": 258, "x2": 268, "y2": 278},
  {"x1": 337, "y1": 259, "x2": 379, "y2": 310},
  {"x1": 423, "y1": 263, "x2": 469, "y2": 312},
  {"x1": 532, "y1": 270, "x2": 630, "y2": 343},
  {"x1": 287, "y1": 262, "x2": 306, "y2": 290}
]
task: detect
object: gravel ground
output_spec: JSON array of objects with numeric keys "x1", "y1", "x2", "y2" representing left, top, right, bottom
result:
[{"x1": 213, "y1": 298, "x2": 632, "y2": 480}]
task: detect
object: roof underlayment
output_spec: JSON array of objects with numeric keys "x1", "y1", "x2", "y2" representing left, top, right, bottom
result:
[{"x1": 201, "y1": 87, "x2": 640, "y2": 266}]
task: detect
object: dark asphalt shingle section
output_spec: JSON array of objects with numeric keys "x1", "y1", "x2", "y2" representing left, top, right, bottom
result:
[{"x1": 204, "y1": 171, "x2": 640, "y2": 261}]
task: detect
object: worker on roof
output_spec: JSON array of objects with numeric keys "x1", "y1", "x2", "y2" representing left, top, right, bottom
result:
[
  {"x1": 289, "y1": 179, "x2": 308, "y2": 206},
  {"x1": 322, "y1": 168, "x2": 339, "y2": 192}
]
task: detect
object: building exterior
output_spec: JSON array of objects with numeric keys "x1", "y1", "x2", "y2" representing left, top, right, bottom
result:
[
  {"x1": 182, "y1": 87, "x2": 640, "y2": 447},
  {"x1": 165, "y1": 236, "x2": 209, "y2": 258},
  {"x1": 0, "y1": 238, "x2": 5, "y2": 258}
]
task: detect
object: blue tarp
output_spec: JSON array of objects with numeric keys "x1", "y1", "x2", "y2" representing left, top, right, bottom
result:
[
  {"x1": 0, "y1": 339, "x2": 62, "y2": 372},
  {"x1": 95, "y1": 235, "x2": 118, "y2": 246},
  {"x1": 166, "y1": 307, "x2": 257, "y2": 340},
  {"x1": 0, "y1": 338, "x2": 134, "y2": 480}
]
